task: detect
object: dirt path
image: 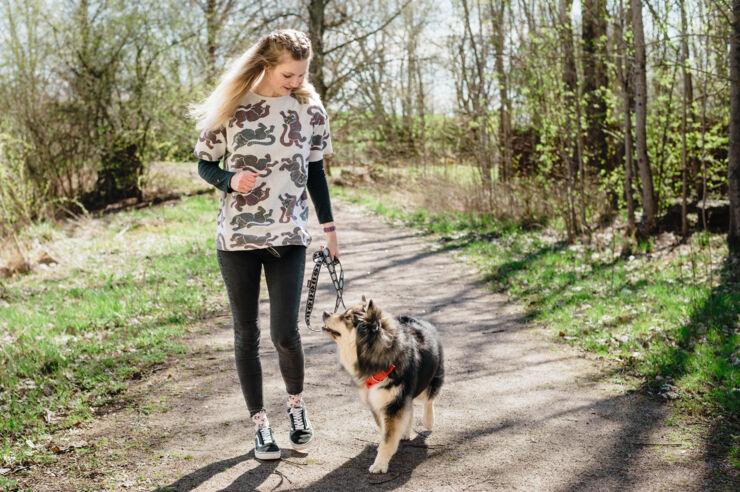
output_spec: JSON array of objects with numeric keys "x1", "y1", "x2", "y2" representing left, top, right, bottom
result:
[{"x1": 20, "y1": 199, "x2": 727, "y2": 491}]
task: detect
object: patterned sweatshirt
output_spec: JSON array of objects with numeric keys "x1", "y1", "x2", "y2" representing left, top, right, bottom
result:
[{"x1": 193, "y1": 90, "x2": 333, "y2": 251}]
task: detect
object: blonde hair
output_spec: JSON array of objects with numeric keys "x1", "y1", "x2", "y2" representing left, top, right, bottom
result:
[{"x1": 190, "y1": 29, "x2": 319, "y2": 132}]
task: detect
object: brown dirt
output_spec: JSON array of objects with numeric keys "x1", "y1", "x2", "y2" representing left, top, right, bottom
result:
[{"x1": 15, "y1": 198, "x2": 734, "y2": 491}]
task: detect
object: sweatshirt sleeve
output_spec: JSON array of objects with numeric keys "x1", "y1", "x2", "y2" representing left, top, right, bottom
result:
[
  {"x1": 198, "y1": 158, "x2": 236, "y2": 194},
  {"x1": 194, "y1": 127, "x2": 226, "y2": 161},
  {"x1": 308, "y1": 101, "x2": 333, "y2": 162},
  {"x1": 306, "y1": 159, "x2": 334, "y2": 224}
]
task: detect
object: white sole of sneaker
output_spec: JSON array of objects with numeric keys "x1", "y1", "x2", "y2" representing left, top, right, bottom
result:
[
  {"x1": 291, "y1": 428, "x2": 315, "y2": 451},
  {"x1": 291, "y1": 437, "x2": 313, "y2": 451},
  {"x1": 254, "y1": 449, "x2": 281, "y2": 460}
]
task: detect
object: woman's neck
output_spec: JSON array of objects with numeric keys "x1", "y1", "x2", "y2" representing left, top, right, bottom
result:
[{"x1": 252, "y1": 81, "x2": 283, "y2": 98}]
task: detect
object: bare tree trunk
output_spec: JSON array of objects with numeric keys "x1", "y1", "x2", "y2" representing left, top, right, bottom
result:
[
  {"x1": 194, "y1": 0, "x2": 240, "y2": 87},
  {"x1": 307, "y1": 0, "x2": 329, "y2": 103},
  {"x1": 618, "y1": 0, "x2": 635, "y2": 235},
  {"x1": 622, "y1": 75, "x2": 636, "y2": 236},
  {"x1": 559, "y1": 0, "x2": 582, "y2": 236},
  {"x1": 728, "y1": 0, "x2": 740, "y2": 254},
  {"x1": 205, "y1": 0, "x2": 217, "y2": 86},
  {"x1": 680, "y1": 0, "x2": 689, "y2": 237},
  {"x1": 461, "y1": 0, "x2": 493, "y2": 188},
  {"x1": 415, "y1": 49, "x2": 427, "y2": 170},
  {"x1": 491, "y1": 0, "x2": 512, "y2": 182},
  {"x1": 403, "y1": 4, "x2": 424, "y2": 159},
  {"x1": 581, "y1": 0, "x2": 609, "y2": 176},
  {"x1": 631, "y1": 0, "x2": 657, "y2": 235}
]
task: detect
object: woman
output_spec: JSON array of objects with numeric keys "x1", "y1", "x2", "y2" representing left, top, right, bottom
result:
[{"x1": 189, "y1": 29, "x2": 337, "y2": 460}]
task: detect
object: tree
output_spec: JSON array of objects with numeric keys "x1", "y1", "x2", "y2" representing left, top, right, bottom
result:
[
  {"x1": 581, "y1": 0, "x2": 609, "y2": 176},
  {"x1": 729, "y1": 0, "x2": 740, "y2": 254},
  {"x1": 631, "y1": 0, "x2": 657, "y2": 235},
  {"x1": 306, "y1": 0, "x2": 411, "y2": 104},
  {"x1": 455, "y1": 0, "x2": 495, "y2": 187},
  {"x1": 616, "y1": 0, "x2": 636, "y2": 235},
  {"x1": 192, "y1": 0, "x2": 282, "y2": 86},
  {"x1": 490, "y1": 0, "x2": 512, "y2": 182},
  {"x1": 558, "y1": 0, "x2": 586, "y2": 237},
  {"x1": 680, "y1": 0, "x2": 690, "y2": 236}
]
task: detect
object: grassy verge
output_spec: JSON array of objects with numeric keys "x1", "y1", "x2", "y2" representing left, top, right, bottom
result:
[
  {"x1": 0, "y1": 191, "x2": 225, "y2": 485},
  {"x1": 332, "y1": 184, "x2": 739, "y2": 461}
]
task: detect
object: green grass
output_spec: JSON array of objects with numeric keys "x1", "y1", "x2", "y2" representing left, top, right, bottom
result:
[
  {"x1": 0, "y1": 193, "x2": 226, "y2": 469},
  {"x1": 332, "y1": 184, "x2": 739, "y2": 420}
]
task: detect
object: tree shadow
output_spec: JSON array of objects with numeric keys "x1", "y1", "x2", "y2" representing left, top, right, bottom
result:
[
  {"x1": 296, "y1": 422, "x2": 511, "y2": 491},
  {"x1": 647, "y1": 254, "x2": 739, "y2": 488},
  {"x1": 155, "y1": 452, "x2": 265, "y2": 491},
  {"x1": 472, "y1": 240, "x2": 570, "y2": 290},
  {"x1": 558, "y1": 254, "x2": 739, "y2": 491}
]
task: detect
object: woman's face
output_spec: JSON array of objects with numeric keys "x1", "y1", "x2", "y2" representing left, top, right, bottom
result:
[{"x1": 260, "y1": 53, "x2": 310, "y2": 97}]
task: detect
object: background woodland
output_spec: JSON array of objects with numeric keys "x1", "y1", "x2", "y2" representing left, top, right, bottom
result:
[{"x1": 0, "y1": 0, "x2": 738, "y2": 250}]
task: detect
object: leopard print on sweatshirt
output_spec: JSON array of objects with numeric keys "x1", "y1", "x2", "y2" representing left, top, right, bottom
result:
[{"x1": 194, "y1": 91, "x2": 332, "y2": 251}]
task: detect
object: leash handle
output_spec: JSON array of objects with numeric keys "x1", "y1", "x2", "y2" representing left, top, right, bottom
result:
[{"x1": 305, "y1": 247, "x2": 345, "y2": 332}]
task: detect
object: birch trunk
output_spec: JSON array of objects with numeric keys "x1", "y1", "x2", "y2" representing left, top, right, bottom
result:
[{"x1": 631, "y1": 0, "x2": 657, "y2": 235}]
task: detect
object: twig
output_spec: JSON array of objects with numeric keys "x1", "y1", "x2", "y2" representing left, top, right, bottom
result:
[
  {"x1": 630, "y1": 442, "x2": 683, "y2": 447},
  {"x1": 270, "y1": 468, "x2": 292, "y2": 491},
  {"x1": 482, "y1": 328, "x2": 505, "y2": 334},
  {"x1": 368, "y1": 472, "x2": 399, "y2": 485},
  {"x1": 404, "y1": 442, "x2": 444, "y2": 449},
  {"x1": 281, "y1": 459, "x2": 308, "y2": 468}
]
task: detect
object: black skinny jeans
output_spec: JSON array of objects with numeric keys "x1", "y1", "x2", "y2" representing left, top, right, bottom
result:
[{"x1": 216, "y1": 245, "x2": 306, "y2": 416}]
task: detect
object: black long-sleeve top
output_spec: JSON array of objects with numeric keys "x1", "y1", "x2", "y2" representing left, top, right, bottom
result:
[{"x1": 197, "y1": 158, "x2": 334, "y2": 224}]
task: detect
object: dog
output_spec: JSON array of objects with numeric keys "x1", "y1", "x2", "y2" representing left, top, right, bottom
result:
[{"x1": 322, "y1": 297, "x2": 444, "y2": 473}]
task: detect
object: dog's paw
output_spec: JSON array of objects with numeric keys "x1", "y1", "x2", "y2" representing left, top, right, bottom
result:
[{"x1": 368, "y1": 461, "x2": 389, "y2": 474}]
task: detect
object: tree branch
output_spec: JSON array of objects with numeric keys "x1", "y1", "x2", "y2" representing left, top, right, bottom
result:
[{"x1": 322, "y1": 0, "x2": 413, "y2": 56}]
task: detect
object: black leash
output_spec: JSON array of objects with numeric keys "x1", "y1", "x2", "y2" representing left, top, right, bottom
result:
[{"x1": 305, "y1": 247, "x2": 345, "y2": 331}]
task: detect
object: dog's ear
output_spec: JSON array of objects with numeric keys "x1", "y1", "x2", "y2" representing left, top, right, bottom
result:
[{"x1": 362, "y1": 299, "x2": 382, "y2": 332}]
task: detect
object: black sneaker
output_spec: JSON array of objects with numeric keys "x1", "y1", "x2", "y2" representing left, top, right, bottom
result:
[
  {"x1": 254, "y1": 426, "x2": 281, "y2": 460},
  {"x1": 287, "y1": 404, "x2": 314, "y2": 450}
]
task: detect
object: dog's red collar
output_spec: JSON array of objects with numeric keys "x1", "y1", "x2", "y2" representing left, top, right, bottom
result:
[{"x1": 364, "y1": 366, "x2": 396, "y2": 389}]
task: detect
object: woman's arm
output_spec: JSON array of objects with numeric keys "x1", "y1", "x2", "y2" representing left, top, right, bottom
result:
[
  {"x1": 198, "y1": 158, "x2": 236, "y2": 193},
  {"x1": 306, "y1": 159, "x2": 333, "y2": 224},
  {"x1": 307, "y1": 159, "x2": 338, "y2": 259}
]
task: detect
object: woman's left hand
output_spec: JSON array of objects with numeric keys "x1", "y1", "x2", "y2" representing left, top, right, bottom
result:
[{"x1": 321, "y1": 229, "x2": 339, "y2": 261}]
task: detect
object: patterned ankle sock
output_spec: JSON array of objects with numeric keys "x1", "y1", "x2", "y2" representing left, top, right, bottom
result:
[
  {"x1": 251, "y1": 410, "x2": 269, "y2": 431},
  {"x1": 287, "y1": 393, "x2": 303, "y2": 408}
]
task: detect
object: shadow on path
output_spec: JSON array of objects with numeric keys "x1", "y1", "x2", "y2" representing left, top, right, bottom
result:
[
  {"x1": 559, "y1": 255, "x2": 739, "y2": 491},
  {"x1": 297, "y1": 422, "x2": 510, "y2": 492},
  {"x1": 157, "y1": 453, "x2": 256, "y2": 491}
]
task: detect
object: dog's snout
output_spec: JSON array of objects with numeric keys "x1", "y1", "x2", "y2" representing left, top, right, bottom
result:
[{"x1": 322, "y1": 311, "x2": 331, "y2": 322}]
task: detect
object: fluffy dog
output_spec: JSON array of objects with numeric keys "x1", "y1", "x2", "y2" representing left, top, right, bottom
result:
[{"x1": 322, "y1": 298, "x2": 444, "y2": 473}]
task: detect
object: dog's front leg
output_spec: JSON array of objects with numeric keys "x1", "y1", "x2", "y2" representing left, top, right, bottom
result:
[
  {"x1": 369, "y1": 406, "x2": 411, "y2": 474},
  {"x1": 371, "y1": 408, "x2": 381, "y2": 429}
]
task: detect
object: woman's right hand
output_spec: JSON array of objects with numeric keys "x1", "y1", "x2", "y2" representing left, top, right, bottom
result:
[{"x1": 230, "y1": 172, "x2": 259, "y2": 193}]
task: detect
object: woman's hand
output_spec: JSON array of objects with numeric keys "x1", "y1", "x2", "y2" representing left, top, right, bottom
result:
[{"x1": 230, "y1": 172, "x2": 259, "y2": 193}]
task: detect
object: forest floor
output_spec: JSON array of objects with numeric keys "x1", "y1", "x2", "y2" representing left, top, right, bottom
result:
[{"x1": 11, "y1": 180, "x2": 736, "y2": 491}]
